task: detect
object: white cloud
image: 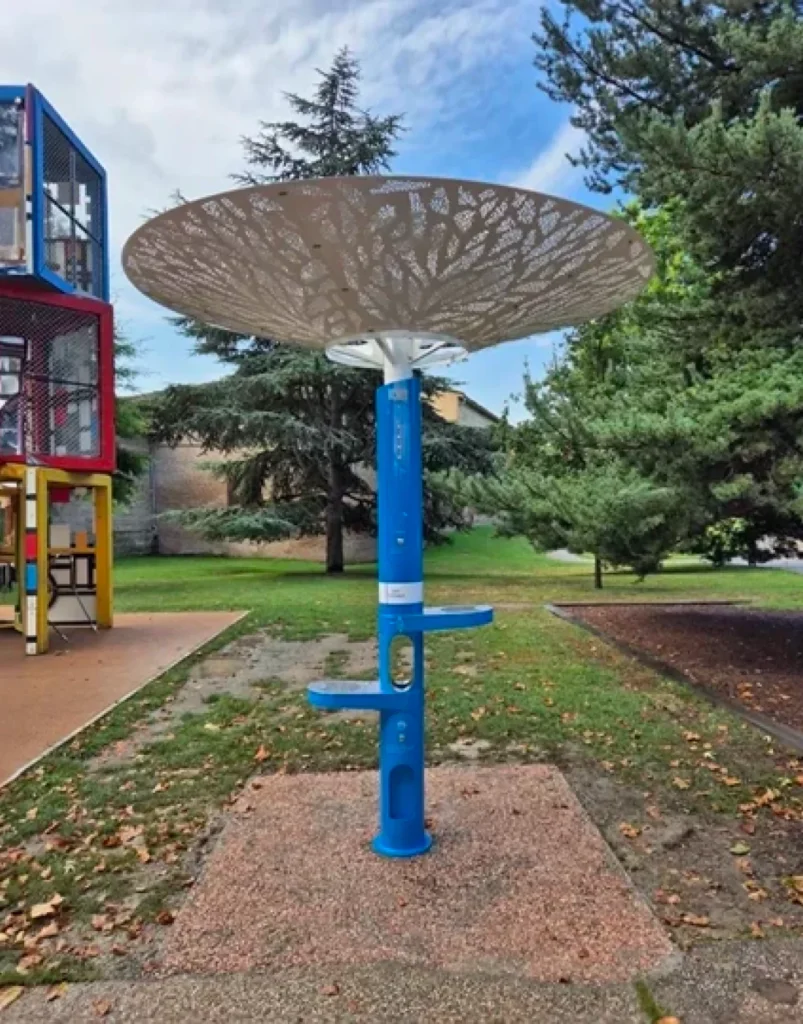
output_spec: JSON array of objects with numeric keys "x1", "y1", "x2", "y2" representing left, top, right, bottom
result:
[
  {"x1": 3, "y1": 0, "x2": 569, "y2": 386},
  {"x1": 4, "y1": 1, "x2": 533, "y2": 256},
  {"x1": 509, "y1": 120, "x2": 585, "y2": 194}
]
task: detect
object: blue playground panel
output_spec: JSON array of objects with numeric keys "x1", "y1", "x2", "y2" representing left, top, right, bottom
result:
[
  {"x1": 308, "y1": 375, "x2": 494, "y2": 857},
  {"x1": 0, "y1": 85, "x2": 109, "y2": 301}
]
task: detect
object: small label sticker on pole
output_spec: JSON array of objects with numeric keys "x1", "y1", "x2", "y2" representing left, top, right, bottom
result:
[{"x1": 379, "y1": 582, "x2": 423, "y2": 604}]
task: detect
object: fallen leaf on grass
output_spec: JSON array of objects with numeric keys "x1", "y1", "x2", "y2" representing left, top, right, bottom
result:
[
  {"x1": 672, "y1": 777, "x2": 691, "y2": 791},
  {"x1": 750, "y1": 922, "x2": 765, "y2": 939},
  {"x1": 203, "y1": 723, "x2": 221, "y2": 733},
  {"x1": 254, "y1": 745, "x2": 270, "y2": 763},
  {"x1": 17, "y1": 952, "x2": 43, "y2": 971},
  {"x1": 730, "y1": 841, "x2": 751, "y2": 856},
  {"x1": 0, "y1": 987, "x2": 23, "y2": 1011},
  {"x1": 117, "y1": 825, "x2": 144, "y2": 845},
  {"x1": 619, "y1": 822, "x2": 641, "y2": 839},
  {"x1": 36, "y1": 921, "x2": 60, "y2": 939},
  {"x1": 30, "y1": 894, "x2": 64, "y2": 919}
]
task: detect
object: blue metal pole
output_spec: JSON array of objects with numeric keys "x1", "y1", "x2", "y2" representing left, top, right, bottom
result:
[
  {"x1": 373, "y1": 372, "x2": 431, "y2": 857},
  {"x1": 307, "y1": 347, "x2": 492, "y2": 857}
]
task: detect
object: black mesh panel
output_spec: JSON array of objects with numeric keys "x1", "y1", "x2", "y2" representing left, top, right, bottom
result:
[{"x1": 0, "y1": 295, "x2": 101, "y2": 461}]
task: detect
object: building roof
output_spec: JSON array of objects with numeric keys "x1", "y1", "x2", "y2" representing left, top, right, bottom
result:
[{"x1": 454, "y1": 391, "x2": 500, "y2": 424}]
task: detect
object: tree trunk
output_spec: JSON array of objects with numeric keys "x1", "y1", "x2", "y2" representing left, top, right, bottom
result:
[
  {"x1": 326, "y1": 461, "x2": 345, "y2": 574},
  {"x1": 594, "y1": 553, "x2": 603, "y2": 590},
  {"x1": 325, "y1": 386, "x2": 346, "y2": 574}
]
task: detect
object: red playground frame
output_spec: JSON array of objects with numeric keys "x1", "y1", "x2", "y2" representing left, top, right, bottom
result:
[{"x1": 0, "y1": 283, "x2": 115, "y2": 475}]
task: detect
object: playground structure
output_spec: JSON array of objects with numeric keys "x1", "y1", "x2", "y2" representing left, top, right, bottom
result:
[
  {"x1": 123, "y1": 176, "x2": 653, "y2": 856},
  {"x1": 0, "y1": 85, "x2": 114, "y2": 654}
]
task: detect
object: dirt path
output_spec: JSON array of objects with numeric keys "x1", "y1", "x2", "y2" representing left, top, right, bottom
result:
[{"x1": 90, "y1": 630, "x2": 378, "y2": 770}]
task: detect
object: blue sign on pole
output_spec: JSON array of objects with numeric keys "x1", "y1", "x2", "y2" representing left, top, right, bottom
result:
[{"x1": 309, "y1": 371, "x2": 493, "y2": 858}]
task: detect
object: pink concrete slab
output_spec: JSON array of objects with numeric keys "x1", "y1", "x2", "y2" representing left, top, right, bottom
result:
[
  {"x1": 0, "y1": 611, "x2": 244, "y2": 786},
  {"x1": 159, "y1": 765, "x2": 673, "y2": 983}
]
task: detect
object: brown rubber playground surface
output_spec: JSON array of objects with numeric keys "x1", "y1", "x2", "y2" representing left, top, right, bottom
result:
[
  {"x1": 0, "y1": 610, "x2": 243, "y2": 786},
  {"x1": 157, "y1": 764, "x2": 673, "y2": 984}
]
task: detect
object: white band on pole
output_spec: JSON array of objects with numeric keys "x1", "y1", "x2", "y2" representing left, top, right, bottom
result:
[{"x1": 379, "y1": 582, "x2": 423, "y2": 605}]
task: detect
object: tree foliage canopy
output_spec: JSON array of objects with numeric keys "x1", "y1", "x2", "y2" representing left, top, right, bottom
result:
[
  {"x1": 452, "y1": 0, "x2": 803, "y2": 578},
  {"x1": 535, "y1": 0, "x2": 803, "y2": 333}
]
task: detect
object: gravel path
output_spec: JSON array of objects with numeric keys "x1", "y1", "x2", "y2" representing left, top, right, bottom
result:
[{"x1": 155, "y1": 764, "x2": 671, "y2": 983}]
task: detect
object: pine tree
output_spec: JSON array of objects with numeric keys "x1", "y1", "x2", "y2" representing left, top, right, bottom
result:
[
  {"x1": 234, "y1": 47, "x2": 402, "y2": 185},
  {"x1": 493, "y1": 203, "x2": 803, "y2": 566},
  {"x1": 534, "y1": 0, "x2": 803, "y2": 334},
  {"x1": 157, "y1": 49, "x2": 494, "y2": 572},
  {"x1": 437, "y1": 227, "x2": 691, "y2": 590},
  {"x1": 444, "y1": 456, "x2": 682, "y2": 586},
  {"x1": 150, "y1": 352, "x2": 496, "y2": 569},
  {"x1": 167, "y1": 49, "x2": 401, "y2": 573},
  {"x1": 531, "y1": 5, "x2": 803, "y2": 556}
]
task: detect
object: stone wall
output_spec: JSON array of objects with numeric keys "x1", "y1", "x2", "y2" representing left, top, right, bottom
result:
[
  {"x1": 49, "y1": 439, "x2": 156, "y2": 556},
  {"x1": 151, "y1": 442, "x2": 378, "y2": 562}
]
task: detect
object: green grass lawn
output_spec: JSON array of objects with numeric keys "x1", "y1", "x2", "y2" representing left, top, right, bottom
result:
[
  {"x1": 114, "y1": 526, "x2": 803, "y2": 623},
  {"x1": 2, "y1": 528, "x2": 802, "y2": 985}
]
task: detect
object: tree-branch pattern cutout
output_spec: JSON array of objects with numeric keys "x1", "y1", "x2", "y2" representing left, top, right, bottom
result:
[{"x1": 123, "y1": 177, "x2": 653, "y2": 348}]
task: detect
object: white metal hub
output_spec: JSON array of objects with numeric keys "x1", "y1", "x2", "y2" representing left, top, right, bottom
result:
[{"x1": 325, "y1": 332, "x2": 467, "y2": 383}]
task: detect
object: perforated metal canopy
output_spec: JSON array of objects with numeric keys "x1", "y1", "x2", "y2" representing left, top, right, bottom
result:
[{"x1": 122, "y1": 176, "x2": 653, "y2": 354}]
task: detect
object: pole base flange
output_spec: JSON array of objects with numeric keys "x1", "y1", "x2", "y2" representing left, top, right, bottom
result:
[{"x1": 371, "y1": 831, "x2": 433, "y2": 859}]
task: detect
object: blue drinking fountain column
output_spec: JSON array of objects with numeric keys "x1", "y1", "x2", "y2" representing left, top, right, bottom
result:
[
  {"x1": 122, "y1": 175, "x2": 655, "y2": 858},
  {"x1": 308, "y1": 338, "x2": 493, "y2": 858},
  {"x1": 373, "y1": 358, "x2": 429, "y2": 855}
]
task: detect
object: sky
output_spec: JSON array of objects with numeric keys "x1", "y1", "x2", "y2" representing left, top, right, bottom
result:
[{"x1": 4, "y1": 0, "x2": 608, "y2": 419}]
